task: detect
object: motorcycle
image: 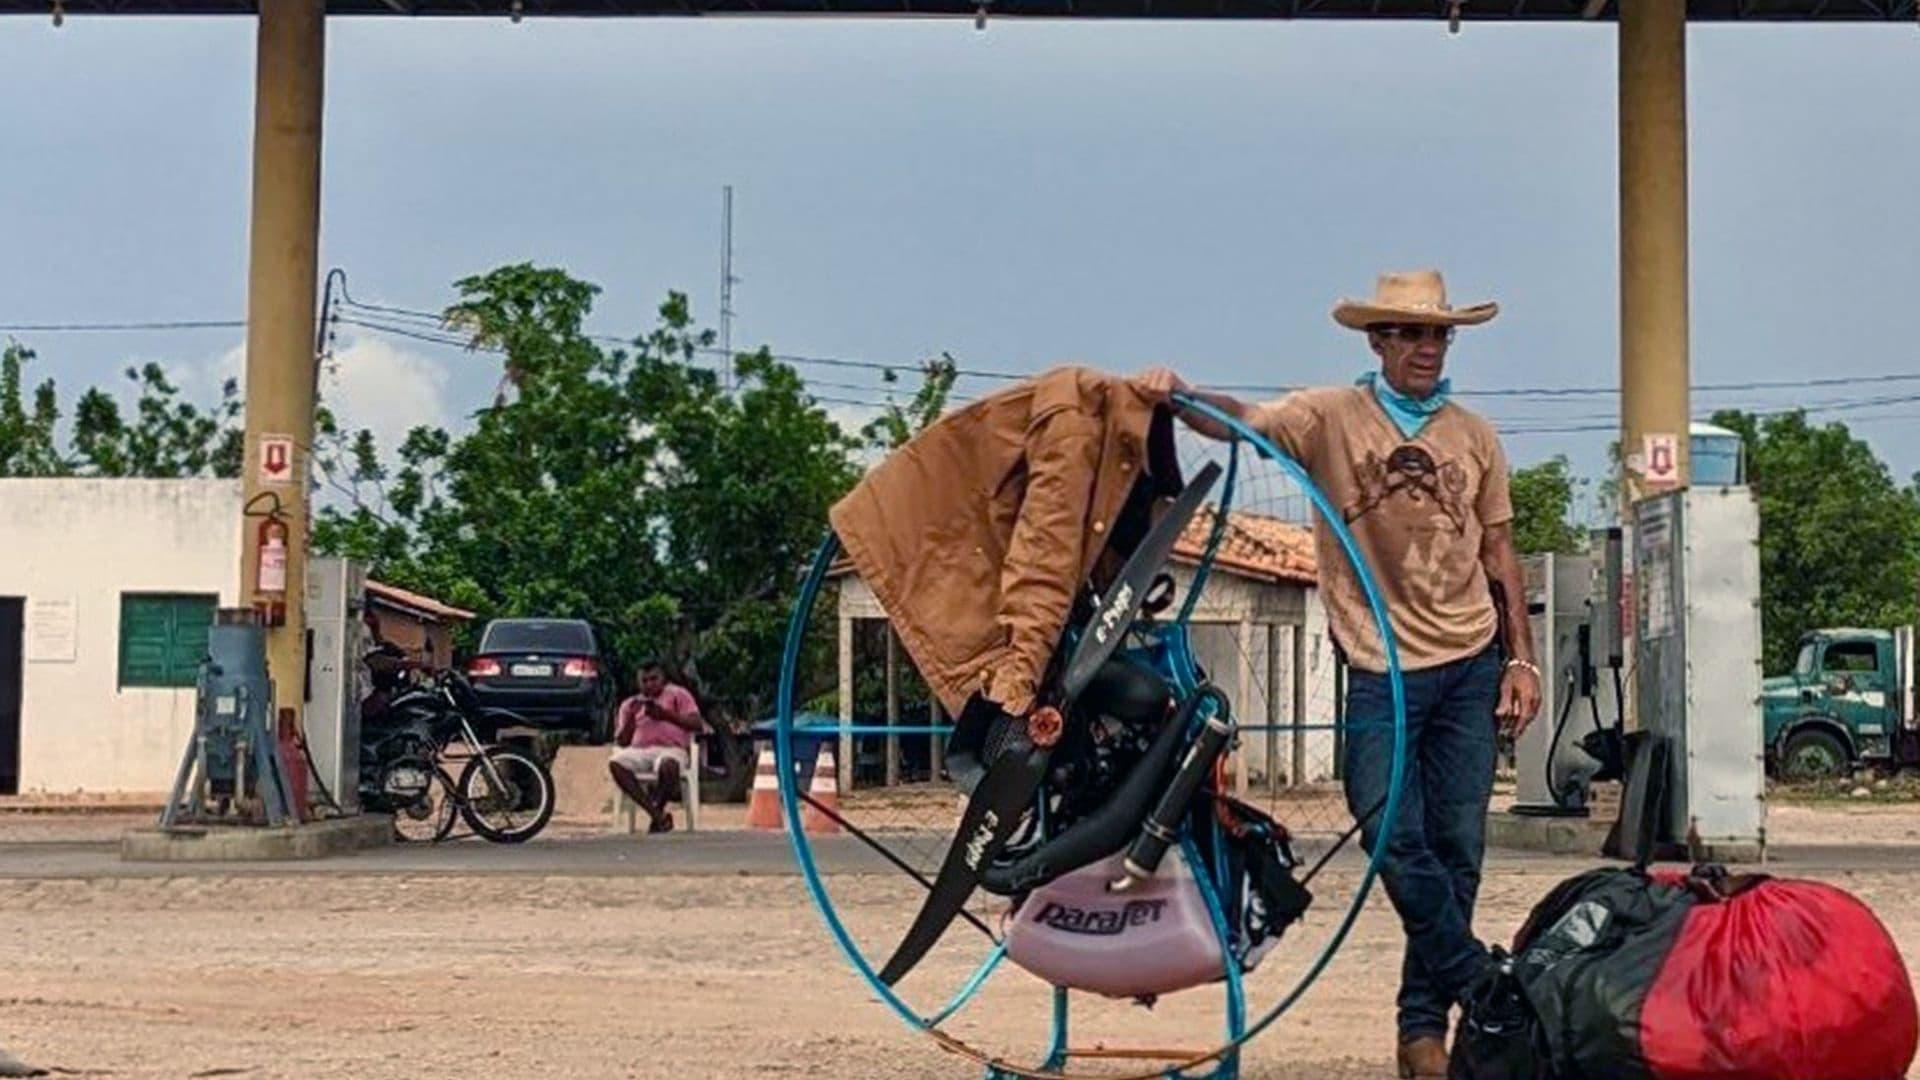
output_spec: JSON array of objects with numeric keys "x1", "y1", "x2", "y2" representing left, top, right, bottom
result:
[{"x1": 358, "y1": 667, "x2": 555, "y2": 844}]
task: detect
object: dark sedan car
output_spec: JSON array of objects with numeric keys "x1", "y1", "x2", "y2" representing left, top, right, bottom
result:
[{"x1": 465, "y1": 618, "x2": 618, "y2": 742}]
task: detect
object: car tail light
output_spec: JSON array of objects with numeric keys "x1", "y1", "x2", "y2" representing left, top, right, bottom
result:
[
  {"x1": 563, "y1": 658, "x2": 599, "y2": 678},
  {"x1": 467, "y1": 658, "x2": 503, "y2": 678}
]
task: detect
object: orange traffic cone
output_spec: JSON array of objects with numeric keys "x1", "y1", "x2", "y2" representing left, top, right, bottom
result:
[
  {"x1": 745, "y1": 743, "x2": 785, "y2": 831},
  {"x1": 801, "y1": 745, "x2": 842, "y2": 835}
]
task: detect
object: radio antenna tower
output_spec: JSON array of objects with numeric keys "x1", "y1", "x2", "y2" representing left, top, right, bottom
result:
[{"x1": 719, "y1": 185, "x2": 739, "y2": 390}]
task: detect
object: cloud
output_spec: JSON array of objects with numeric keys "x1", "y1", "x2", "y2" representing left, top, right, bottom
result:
[
  {"x1": 320, "y1": 335, "x2": 456, "y2": 459},
  {"x1": 213, "y1": 341, "x2": 245, "y2": 391},
  {"x1": 207, "y1": 335, "x2": 457, "y2": 461},
  {"x1": 819, "y1": 399, "x2": 891, "y2": 469},
  {"x1": 821, "y1": 400, "x2": 879, "y2": 438}
]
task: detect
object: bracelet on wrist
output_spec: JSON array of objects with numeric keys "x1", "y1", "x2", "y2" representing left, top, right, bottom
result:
[{"x1": 1505, "y1": 658, "x2": 1541, "y2": 678}]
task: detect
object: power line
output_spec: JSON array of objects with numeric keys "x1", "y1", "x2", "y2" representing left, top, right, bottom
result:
[
  {"x1": 1491, "y1": 389, "x2": 1920, "y2": 430},
  {"x1": 1497, "y1": 391, "x2": 1920, "y2": 434},
  {"x1": 330, "y1": 313, "x2": 947, "y2": 413},
  {"x1": 333, "y1": 315, "x2": 490, "y2": 353},
  {"x1": 330, "y1": 295, "x2": 1016, "y2": 383},
  {"x1": 15, "y1": 302, "x2": 1920, "y2": 422},
  {"x1": 0, "y1": 319, "x2": 245, "y2": 333},
  {"x1": 320, "y1": 312, "x2": 1920, "y2": 427},
  {"x1": 330, "y1": 300, "x2": 1013, "y2": 392},
  {"x1": 1211, "y1": 370, "x2": 1920, "y2": 400}
]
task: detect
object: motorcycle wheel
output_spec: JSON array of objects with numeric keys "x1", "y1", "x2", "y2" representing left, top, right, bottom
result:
[
  {"x1": 458, "y1": 748, "x2": 555, "y2": 844},
  {"x1": 392, "y1": 766, "x2": 459, "y2": 844}
]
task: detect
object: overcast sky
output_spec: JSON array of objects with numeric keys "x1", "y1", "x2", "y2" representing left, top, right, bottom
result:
[{"x1": 2, "y1": 14, "x2": 1915, "y2": 496}]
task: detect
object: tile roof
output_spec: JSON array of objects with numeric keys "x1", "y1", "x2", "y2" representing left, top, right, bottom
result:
[
  {"x1": 1172, "y1": 506, "x2": 1317, "y2": 586},
  {"x1": 367, "y1": 578, "x2": 476, "y2": 623}
]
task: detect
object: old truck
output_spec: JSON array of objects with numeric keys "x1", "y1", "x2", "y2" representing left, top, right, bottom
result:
[{"x1": 1763, "y1": 626, "x2": 1917, "y2": 779}]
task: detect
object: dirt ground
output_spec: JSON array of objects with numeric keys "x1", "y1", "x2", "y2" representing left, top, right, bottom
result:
[{"x1": 2, "y1": 849, "x2": 1917, "y2": 1080}]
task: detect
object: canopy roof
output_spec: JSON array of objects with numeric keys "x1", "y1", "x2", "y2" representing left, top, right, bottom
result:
[{"x1": 7, "y1": 0, "x2": 1911, "y2": 21}]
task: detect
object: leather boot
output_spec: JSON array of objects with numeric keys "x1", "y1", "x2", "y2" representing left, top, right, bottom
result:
[{"x1": 1396, "y1": 1034, "x2": 1449, "y2": 1078}]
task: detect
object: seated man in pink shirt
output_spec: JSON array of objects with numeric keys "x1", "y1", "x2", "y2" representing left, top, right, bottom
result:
[{"x1": 608, "y1": 661, "x2": 704, "y2": 833}]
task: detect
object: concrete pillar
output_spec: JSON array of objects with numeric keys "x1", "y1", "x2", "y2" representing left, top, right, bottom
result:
[
  {"x1": 884, "y1": 625, "x2": 900, "y2": 787},
  {"x1": 1332, "y1": 654, "x2": 1346, "y2": 782},
  {"x1": 837, "y1": 614, "x2": 854, "y2": 795},
  {"x1": 1264, "y1": 621, "x2": 1281, "y2": 795},
  {"x1": 929, "y1": 695, "x2": 945, "y2": 783},
  {"x1": 238, "y1": 0, "x2": 326, "y2": 724},
  {"x1": 1234, "y1": 617, "x2": 1253, "y2": 797},
  {"x1": 1618, "y1": 0, "x2": 1691, "y2": 505},
  {"x1": 1290, "y1": 624, "x2": 1308, "y2": 786}
]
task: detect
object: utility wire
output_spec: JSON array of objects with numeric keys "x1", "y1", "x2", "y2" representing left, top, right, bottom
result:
[
  {"x1": 330, "y1": 298, "x2": 1016, "y2": 384},
  {"x1": 1498, "y1": 391, "x2": 1920, "y2": 434},
  {"x1": 330, "y1": 313, "x2": 961, "y2": 412},
  {"x1": 0, "y1": 319, "x2": 245, "y2": 332},
  {"x1": 339, "y1": 298, "x2": 1919, "y2": 400},
  {"x1": 17, "y1": 303, "x2": 1920, "y2": 423},
  {"x1": 333, "y1": 311, "x2": 1920, "y2": 423}
]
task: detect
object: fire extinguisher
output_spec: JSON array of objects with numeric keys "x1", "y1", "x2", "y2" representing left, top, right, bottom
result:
[{"x1": 256, "y1": 515, "x2": 289, "y2": 627}]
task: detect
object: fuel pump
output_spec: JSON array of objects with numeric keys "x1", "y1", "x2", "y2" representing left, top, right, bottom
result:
[
  {"x1": 160, "y1": 608, "x2": 300, "y2": 827},
  {"x1": 1510, "y1": 530, "x2": 1628, "y2": 817}
]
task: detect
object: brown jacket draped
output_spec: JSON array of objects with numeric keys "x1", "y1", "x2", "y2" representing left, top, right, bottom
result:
[{"x1": 829, "y1": 366, "x2": 1164, "y2": 716}]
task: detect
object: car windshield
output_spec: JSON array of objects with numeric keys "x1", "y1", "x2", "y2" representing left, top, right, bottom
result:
[
  {"x1": 1794, "y1": 642, "x2": 1816, "y2": 676},
  {"x1": 481, "y1": 621, "x2": 592, "y2": 654}
]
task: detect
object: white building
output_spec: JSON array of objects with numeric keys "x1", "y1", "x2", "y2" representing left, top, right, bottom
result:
[
  {"x1": 0, "y1": 479, "x2": 475, "y2": 798},
  {"x1": 0, "y1": 479, "x2": 244, "y2": 795}
]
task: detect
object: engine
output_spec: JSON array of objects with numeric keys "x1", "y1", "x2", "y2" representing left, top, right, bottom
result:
[
  {"x1": 980, "y1": 655, "x2": 1184, "y2": 897},
  {"x1": 1045, "y1": 656, "x2": 1176, "y2": 831}
]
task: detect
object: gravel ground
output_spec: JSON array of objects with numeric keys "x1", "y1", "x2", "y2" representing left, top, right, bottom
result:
[{"x1": 3, "y1": 856, "x2": 1917, "y2": 1080}]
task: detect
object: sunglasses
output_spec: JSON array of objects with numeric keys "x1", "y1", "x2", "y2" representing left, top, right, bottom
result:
[{"x1": 1371, "y1": 324, "x2": 1456, "y2": 344}]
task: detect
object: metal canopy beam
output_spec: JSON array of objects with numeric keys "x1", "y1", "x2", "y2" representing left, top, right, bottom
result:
[{"x1": 3, "y1": 0, "x2": 1911, "y2": 17}]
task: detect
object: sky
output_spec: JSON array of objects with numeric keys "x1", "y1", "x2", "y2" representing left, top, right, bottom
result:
[{"x1": 2, "y1": 13, "x2": 1916, "y2": 497}]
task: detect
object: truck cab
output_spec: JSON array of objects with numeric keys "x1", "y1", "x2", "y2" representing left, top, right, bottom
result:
[{"x1": 1763, "y1": 626, "x2": 1917, "y2": 779}]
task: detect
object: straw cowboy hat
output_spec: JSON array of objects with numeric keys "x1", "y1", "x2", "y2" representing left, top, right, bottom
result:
[{"x1": 1331, "y1": 269, "x2": 1498, "y2": 331}]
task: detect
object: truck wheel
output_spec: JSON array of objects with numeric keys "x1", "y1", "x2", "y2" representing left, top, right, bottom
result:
[{"x1": 1781, "y1": 729, "x2": 1849, "y2": 781}]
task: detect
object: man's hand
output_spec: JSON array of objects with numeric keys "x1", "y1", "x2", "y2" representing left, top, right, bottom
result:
[
  {"x1": 1133, "y1": 367, "x2": 1189, "y2": 403},
  {"x1": 1496, "y1": 663, "x2": 1542, "y2": 738},
  {"x1": 1131, "y1": 369, "x2": 1251, "y2": 443}
]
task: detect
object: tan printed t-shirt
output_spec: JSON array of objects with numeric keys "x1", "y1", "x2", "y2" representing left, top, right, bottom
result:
[{"x1": 1252, "y1": 385, "x2": 1513, "y2": 674}]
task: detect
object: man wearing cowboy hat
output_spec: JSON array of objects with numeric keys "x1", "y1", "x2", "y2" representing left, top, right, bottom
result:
[{"x1": 1138, "y1": 269, "x2": 1541, "y2": 1078}]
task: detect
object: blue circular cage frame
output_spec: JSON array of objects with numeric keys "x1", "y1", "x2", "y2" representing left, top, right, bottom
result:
[{"x1": 773, "y1": 398, "x2": 1409, "y2": 1080}]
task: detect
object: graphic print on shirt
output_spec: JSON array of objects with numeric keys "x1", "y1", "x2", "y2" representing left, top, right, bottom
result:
[
  {"x1": 1343, "y1": 444, "x2": 1473, "y2": 580},
  {"x1": 1345, "y1": 445, "x2": 1471, "y2": 530}
]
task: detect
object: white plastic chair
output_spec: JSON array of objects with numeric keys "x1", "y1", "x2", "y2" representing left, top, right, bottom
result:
[{"x1": 610, "y1": 739, "x2": 702, "y2": 834}]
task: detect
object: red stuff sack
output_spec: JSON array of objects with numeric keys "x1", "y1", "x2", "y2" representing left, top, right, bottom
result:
[
  {"x1": 1637, "y1": 871, "x2": 1917, "y2": 1080},
  {"x1": 1509, "y1": 865, "x2": 1917, "y2": 1080}
]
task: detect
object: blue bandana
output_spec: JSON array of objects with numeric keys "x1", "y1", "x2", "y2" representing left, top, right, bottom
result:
[{"x1": 1359, "y1": 371, "x2": 1452, "y2": 439}]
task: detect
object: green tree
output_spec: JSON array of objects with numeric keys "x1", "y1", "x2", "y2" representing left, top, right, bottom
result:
[
  {"x1": 307, "y1": 403, "x2": 421, "y2": 571},
  {"x1": 860, "y1": 354, "x2": 959, "y2": 452},
  {"x1": 0, "y1": 342, "x2": 66, "y2": 477},
  {"x1": 315, "y1": 265, "x2": 864, "y2": 747},
  {"x1": 1508, "y1": 455, "x2": 1585, "y2": 555},
  {"x1": 69, "y1": 362, "x2": 242, "y2": 478},
  {"x1": 1711, "y1": 409, "x2": 1920, "y2": 671}
]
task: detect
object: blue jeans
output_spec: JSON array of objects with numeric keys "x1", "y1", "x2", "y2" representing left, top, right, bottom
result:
[{"x1": 1342, "y1": 645, "x2": 1501, "y2": 1038}]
